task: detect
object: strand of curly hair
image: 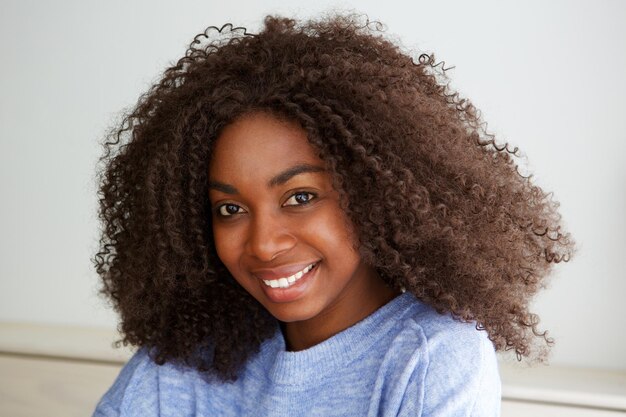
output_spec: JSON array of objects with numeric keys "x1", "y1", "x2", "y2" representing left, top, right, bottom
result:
[{"x1": 94, "y1": 13, "x2": 575, "y2": 382}]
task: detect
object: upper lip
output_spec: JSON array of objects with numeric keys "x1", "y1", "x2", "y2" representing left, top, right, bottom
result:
[{"x1": 251, "y1": 261, "x2": 319, "y2": 280}]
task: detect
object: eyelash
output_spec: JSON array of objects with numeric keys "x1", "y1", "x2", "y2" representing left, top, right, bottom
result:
[{"x1": 214, "y1": 191, "x2": 318, "y2": 218}]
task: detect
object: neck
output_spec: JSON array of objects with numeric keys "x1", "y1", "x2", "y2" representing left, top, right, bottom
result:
[{"x1": 280, "y1": 270, "x2": 401, "y2": 352}]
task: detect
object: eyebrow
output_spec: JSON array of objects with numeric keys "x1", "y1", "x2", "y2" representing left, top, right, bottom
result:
[{"x1": 208, "y1": 163, "x2": 326, "y2": 195}]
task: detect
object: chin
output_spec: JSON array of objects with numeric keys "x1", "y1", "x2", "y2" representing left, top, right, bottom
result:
[{"x1": 264, "y1": 303, "x2": 320, "y2": 323}]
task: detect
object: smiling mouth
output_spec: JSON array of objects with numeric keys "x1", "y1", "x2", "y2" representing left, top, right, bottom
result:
[{"x1": 261, "y1": 262, "x2": 318, "y2": 289}]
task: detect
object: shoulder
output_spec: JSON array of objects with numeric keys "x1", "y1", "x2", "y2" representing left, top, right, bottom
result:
[
  {"x1": 405, "y1": 300, "x2": 495, "y2": 366},
  {"x1": 92, "y1": 348, "x2": 166, "y2": 416},
  {"x1": 399, "y1": 293, "x2": 496, "y2": 354},
  {"x1": 397, "y1": 295, "x2": 501, "y2": 416}
]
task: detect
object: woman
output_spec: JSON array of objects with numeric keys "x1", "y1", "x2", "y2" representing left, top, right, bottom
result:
[{"x1": 93, "y1": 12, "x2": 575, "y2": 416}]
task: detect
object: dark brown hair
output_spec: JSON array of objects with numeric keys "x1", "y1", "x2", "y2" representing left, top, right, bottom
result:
[{"x1": 95, "y1": 12, "x2": 575, "y2": 382}]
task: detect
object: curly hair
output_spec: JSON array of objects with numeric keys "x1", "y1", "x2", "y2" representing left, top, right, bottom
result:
[{"x1": 94, "y1": 12, "x2": 575, "y2": 382}]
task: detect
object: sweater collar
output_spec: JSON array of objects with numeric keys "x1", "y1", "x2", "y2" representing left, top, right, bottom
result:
[{"x1": 250, "y1": 291, "x2": 418, "y2": 386}]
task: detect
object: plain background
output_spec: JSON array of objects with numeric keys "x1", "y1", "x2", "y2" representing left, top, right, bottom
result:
[{"x1": 1, "y1": 0, "x2": 624, "y2": 372}]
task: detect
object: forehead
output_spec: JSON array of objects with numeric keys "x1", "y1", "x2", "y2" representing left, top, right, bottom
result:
[{"x1": 209, "y1": 112, "x2": 324, "y2": 180}]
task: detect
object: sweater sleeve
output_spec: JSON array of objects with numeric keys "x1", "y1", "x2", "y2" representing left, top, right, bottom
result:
[
  {"x1": 396, "y1": 320, "x2": 501, "y2": 417},
  {"x1": 421, "y1": 324, "x2": 501, "y2": 417},
  {"x1": 92, "y1": 348, "x2": 155, "y2": 417},
  {"x1": 468, "y1": 332, "x2": 501, "y2": 417}
]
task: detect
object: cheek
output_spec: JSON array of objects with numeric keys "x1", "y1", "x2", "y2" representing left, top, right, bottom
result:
[
  {"x1": 212, "y1": 225, "x2": 240, "y2": 269},
  {"x1": 212, "y1": 226, "x2": 255, "y2": 291},
  {"x1": 312, "y1": 205, "x2": 360, "y2": 260}
]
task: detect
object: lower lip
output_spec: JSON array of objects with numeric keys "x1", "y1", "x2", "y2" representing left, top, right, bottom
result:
[{"x1": 258, "y1": 262, "x2": 320, "y2": 303}]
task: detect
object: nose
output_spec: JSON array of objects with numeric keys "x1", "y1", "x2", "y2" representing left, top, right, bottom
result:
[{"x1": 246, "y1": 211, "x2": 297, "y2": 262}]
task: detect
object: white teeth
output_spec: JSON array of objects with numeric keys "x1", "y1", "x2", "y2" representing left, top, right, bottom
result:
[{"x1": 263, "y1": 263, "x2": 316, "y2": 289}]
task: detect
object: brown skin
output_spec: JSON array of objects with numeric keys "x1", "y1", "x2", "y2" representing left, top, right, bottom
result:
[{"x1": 209, "y1": 111, "x2": 400, "y2": 351}]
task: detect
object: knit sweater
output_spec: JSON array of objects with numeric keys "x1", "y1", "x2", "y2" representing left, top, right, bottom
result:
[{"x1": 93, "y1": 292, "x2": 501, "y2": 416}]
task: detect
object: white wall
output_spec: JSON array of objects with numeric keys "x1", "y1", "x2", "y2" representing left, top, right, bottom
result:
[{"x1": 1, "y1": 0, "x2": 624, "y2": 371}]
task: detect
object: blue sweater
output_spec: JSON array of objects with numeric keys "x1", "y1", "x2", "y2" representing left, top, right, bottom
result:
[{"x1": 93, "y1": 292, "x2": 501, "y2": 416}]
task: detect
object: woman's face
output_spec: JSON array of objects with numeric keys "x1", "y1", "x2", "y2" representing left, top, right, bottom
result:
[{"x1": 208, "y1": 111, "x2": 385, "y2": 330}]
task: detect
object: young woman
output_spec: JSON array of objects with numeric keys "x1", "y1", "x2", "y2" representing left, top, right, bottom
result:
[{"x1": 92, "y1": 13, "x2": 575, "y2": 417}]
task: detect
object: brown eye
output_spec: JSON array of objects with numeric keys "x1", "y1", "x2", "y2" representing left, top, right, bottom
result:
[
  {"x1": 284, "y1": 192, "x2": 316, "y2": 207},
  {"x1": 217, "y1": 204, "x2": 244, "y2": 217}
]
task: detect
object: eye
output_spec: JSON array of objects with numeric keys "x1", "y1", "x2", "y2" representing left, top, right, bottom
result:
[
  {"x1": 216, "y1": 203, "x2": 246, "y2": 217},
  {"x1": 283, "y1": 191, "x2": 317, "y2": 207}
]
